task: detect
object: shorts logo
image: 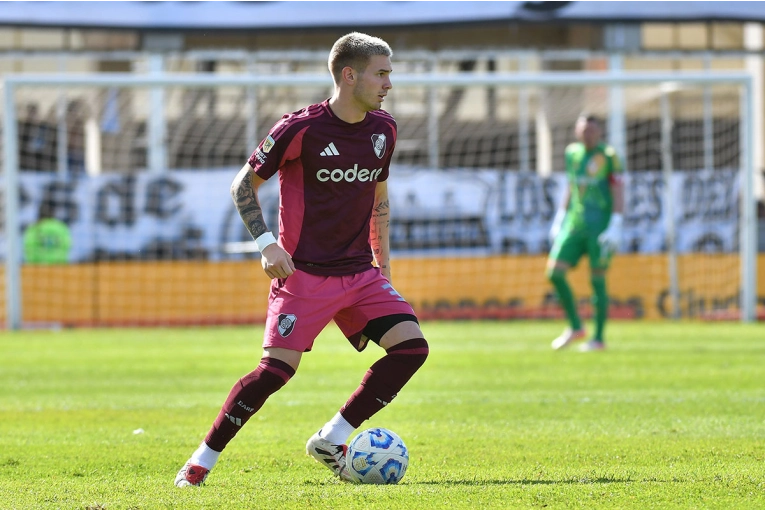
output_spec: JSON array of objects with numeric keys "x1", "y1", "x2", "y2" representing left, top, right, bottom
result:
[
  {"x1": 382, "y1": 283, "x2": 406, "y2": 302},
  {"x1": 261, "y1": 135, "x2": 276, "y2": 154},
  {"x1": 371, "y1": 133, "x2": 386, "y2": 159},
  {"x1": 277, "y1": 313, "x2": 297, "y2": 337}
]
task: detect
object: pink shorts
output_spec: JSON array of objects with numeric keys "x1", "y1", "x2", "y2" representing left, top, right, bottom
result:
[{"x1": 263, "y1": 267, "x2": 416, "y2": 353}]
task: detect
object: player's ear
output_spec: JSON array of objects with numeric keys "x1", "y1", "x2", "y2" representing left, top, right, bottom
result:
[{"x1": 341, "y1": 66, "x2": 355, "y2": 85}]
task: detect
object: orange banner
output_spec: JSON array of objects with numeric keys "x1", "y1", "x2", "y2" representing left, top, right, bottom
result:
[{"x1": 3, "y1": 254, "x2": 763, "y2": 327}]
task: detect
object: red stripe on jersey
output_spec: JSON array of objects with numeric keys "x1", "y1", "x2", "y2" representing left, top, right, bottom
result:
[
  {"x1": 370, "y1": 110, "x2": 393, "y2": 120},
  {"x1": 278, "y1": 128, "x2": 307, "y2": 257},
  {"x1": 270, "y1": 103, "x2": 326, "y2": 142},
  {"x1": 279, "y1": 125, "x2": 309, "y2": 168},
  {"x1": 385, "y1": 120, "x2": 397, "y2": 142}
]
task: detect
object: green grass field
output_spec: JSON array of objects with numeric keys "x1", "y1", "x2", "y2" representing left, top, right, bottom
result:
[{"x1": 1, "y1": 321, "x2": 763, "y2": 509}]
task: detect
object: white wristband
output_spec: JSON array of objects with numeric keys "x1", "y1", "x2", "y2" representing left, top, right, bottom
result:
[{"x1": 254, "y1": 231, "x2": 277, "y2": 252}]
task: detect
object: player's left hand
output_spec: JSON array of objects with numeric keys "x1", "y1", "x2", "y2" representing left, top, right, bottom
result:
[
  {"x1": 598, "y1": 213, "x2": 623, "y2": 253},
  {"x1": 260, "y1": 243, "x2": 295, "y2": 279}
]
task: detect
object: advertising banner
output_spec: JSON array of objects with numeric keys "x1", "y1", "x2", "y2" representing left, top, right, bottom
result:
[{"x1": 0, "y1": 167, "x2": 741, "y2": 263}]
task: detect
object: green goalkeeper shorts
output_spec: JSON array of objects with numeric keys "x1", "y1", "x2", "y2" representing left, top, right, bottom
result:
[{"x1": 549, "y1": 227, "x2": 613, "y2": 270}]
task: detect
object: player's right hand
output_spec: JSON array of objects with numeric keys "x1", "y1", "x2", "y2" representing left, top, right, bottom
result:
[{"x1": 260, "y1": 244, "x2": 295, "y2": 279}]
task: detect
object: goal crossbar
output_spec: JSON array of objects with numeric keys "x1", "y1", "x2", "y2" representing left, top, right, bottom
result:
[{"x1": 1, "y1": 70, "x2": 754, "y2": 88}]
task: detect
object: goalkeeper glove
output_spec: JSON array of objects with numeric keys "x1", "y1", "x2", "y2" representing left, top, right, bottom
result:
[
  {"x1": 598, "y1": 212, "x2": 623, "y2": 253},
  {"x1": 549, "y1": 208, "x2": 566, "y2": 244}
]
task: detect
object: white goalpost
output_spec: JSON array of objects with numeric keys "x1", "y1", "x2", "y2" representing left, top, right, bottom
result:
[{"x1": 1, "y1": 70, "x2": 757, "y2": 329}]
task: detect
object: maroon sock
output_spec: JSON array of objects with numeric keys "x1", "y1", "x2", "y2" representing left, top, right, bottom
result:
[
  {"x1": 340, "y1": 338, "x2": 429, "y2": 428},
  {"x1": 204, "y1": 357, "x2": 295, "y2": 452}
]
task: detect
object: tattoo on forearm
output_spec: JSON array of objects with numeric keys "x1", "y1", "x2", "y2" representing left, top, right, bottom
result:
[
  {"x1": 370, "y1": 199, "x2": 390, "y2": 271},
  {"x1": 231, "y1": 169, "x2": 268, "y2": 240}
]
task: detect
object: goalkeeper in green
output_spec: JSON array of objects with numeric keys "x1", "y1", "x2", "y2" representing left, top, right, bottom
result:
[{"x1": 547, "y1": 114, "x2": 624, "y2": 352}]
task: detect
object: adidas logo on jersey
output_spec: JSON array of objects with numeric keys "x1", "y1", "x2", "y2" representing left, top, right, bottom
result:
[{"x1": 320, "y1": 143, "x2": 340, "y2": 156}]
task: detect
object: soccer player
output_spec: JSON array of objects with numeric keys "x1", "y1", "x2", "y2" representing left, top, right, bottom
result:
[
  {"x1": 23, "y1": 201, "x2": 72, "y2": 265},
  {"x1": 175, "y1": 32, "x2": 429, "y2": 487},
  {"x1": 546, "y1": 114, "x2": 624, "y2": 352}
]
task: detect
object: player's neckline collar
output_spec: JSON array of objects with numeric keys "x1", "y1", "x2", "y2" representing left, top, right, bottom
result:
[{"x1": 324, "y1": 99, "x2": 370, "y2": 126}]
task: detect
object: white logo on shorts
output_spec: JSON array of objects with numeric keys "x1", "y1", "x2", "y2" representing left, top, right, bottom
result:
[
  {"x1": 382, "y1": 283, "x2": 406, "y2": 301},
  {"x1": 277, "y1": 313, "x2": 297, "y2": 337}
]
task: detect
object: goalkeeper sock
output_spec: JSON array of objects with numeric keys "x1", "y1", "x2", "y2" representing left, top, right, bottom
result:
[
  {"x1": 340, "y1": 338, "x2": 429, "y2": 428},
  {"x1": 204, "y1": 357, "x2": 295, "y2": 452},
  {"x1": 591, "y1": 275, "x2": 608, "y2": 341},
  {"x1": 548, "y1": 269, "x2": 582, "y2": 331}
]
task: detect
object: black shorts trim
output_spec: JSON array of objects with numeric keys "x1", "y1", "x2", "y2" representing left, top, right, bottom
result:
[{"x1": 362, "y1": 313, "x2": 419, "y2": 346}]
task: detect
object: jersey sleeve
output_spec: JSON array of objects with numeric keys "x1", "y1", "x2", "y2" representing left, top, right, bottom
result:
[
  {"x1": 247, "y1": 115, "x2": 302, "y2": 181},
  {"x1": 563, "y1": 143, "x2": 577, "y2": 179},
  {"x1": 378, "y1": 120, "x2": 397, "y2": 182},
  {"x1": 605, "y1": 145, "x2": 624, "y2": 184}
]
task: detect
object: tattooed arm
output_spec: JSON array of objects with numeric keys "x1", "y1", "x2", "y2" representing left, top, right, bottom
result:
[
  {"x1": 230, "y1": 164, "x2": 295, "y2": 279},
  {"x1": 370, "y1": 181, "x2": 392, "y2": 282}
]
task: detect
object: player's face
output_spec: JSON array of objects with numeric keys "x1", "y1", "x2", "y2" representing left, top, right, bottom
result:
[
  {"x1": 575, "y1": 118, "x2": 601, "y2": 150},
  {"x1": 352, "y1": 55, "x2": 393, "y2": 112}
]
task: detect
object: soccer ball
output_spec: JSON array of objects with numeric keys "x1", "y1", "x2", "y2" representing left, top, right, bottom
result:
[{"x1": 347, "y1": 427, "x2": 409, "y2": 484}]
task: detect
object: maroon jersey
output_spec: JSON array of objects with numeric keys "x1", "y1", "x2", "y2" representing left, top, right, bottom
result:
[{"x1": 247, "y1": 99, "x2": 397, "y2": 276}]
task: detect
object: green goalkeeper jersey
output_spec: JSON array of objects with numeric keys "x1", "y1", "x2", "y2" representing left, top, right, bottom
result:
[
  {"x1": 563, "y1": 141, "x2": 623, "y2": 234},
  {"x1": 23, "y1": 218, "x2": 72, "y2": 264}
]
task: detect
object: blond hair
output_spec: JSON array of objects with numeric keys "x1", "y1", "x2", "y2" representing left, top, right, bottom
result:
[{"x1": 328, "y1": 32, "x2": 392, "y2": 83}]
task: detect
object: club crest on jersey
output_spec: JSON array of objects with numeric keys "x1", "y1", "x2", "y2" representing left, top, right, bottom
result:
[
  {"x1": 261, "y1": 135, "x2": 276, "y2": 154},
  {"x1": 371, "y1": 133, "x2": 386, "y2": 159},
  {"x1": 277, "y1": 313, "x2": 297, "y2": 337}
]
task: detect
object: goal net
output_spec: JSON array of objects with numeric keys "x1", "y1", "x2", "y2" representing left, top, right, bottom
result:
[{"x1": 0, "y1": 70, "x2": 758, "y2": 328}]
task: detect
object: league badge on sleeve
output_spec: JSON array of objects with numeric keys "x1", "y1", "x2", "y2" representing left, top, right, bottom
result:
[{"x1": 262, "y1": 135, "x2": 276, "y2": 153}]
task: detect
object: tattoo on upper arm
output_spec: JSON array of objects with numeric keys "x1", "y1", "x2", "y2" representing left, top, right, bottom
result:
[{"x1": 231, "y1": 168, "x2": 268, "y2": 240}]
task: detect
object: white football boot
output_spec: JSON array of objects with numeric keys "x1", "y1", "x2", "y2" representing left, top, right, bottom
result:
[
  {"x1": 174, "y1": 461, "x2": 210, "y2": 487},
  {"x1": 551, "y1": 327, "x2": 587, "y2": 350},
  {"x1": 306, "y1": 432, "x2": 354, "y2": 481},
  {"x1": 578, "y1": 339, "x2": 606, "y2": 352}
]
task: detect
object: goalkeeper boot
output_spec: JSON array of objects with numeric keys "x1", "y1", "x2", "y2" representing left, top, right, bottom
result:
[
  {"x1": 579, "y1": 339, "x2": 606, "y2": 352},
  {"x1": 306, "y1": 432, "x2": 353, "y2": 481},
  {"x1": 174, "y1": 461, "x2": 210, "y2": 487},
  {"x1": 551, "y1": 327, "x2": 586, "y2": 350}
]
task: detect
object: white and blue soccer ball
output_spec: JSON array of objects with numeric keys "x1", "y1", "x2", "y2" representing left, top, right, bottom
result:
[{"x1": 347, "y1": 427, "x2": 409, "y2": 484}]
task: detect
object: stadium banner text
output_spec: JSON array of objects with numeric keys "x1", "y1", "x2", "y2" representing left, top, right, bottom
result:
[{"x1": 1, "y1": 167, "x2": 740, "y2": 262}]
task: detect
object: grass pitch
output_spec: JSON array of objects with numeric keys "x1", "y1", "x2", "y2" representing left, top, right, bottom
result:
[{"x1": 0, "y1": 321, "x2": 763, "y2": 509}]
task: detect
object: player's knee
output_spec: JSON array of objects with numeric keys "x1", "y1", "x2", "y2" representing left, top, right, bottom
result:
[{"x1": 387, "y1": 337, "x2": 429, "y2": 369}]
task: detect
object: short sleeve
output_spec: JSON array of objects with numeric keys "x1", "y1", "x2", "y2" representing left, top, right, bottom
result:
[
  {"x1": 247, "y1": 116, "x2": 301, "y2": 181},
  {"x1": 605, "y1": 145, "x2": 624, "y2": 185}
]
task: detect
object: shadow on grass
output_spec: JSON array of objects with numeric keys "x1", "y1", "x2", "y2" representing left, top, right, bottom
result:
[{"x1": 414, "y1": 477, "x2": 629, "y2": 486}]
